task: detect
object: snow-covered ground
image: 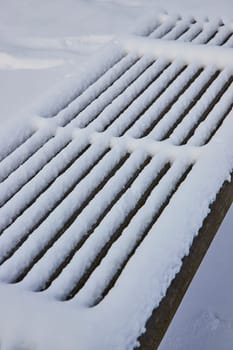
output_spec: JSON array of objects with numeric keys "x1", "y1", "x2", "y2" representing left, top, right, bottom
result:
[
  {"x1": 160, "y1": 205, "x2": 233, "y2": 350},
  {"x1": 1, "y1": 1, "x2": 233, "y2": 349}
]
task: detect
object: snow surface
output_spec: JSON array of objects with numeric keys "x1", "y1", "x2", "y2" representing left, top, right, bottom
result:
[{"x1": 1, "y1": 1, "x2": 233, "y2": 350}]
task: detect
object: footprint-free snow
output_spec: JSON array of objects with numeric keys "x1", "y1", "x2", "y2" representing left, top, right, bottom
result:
[{"x1": 0, "y1": 11, "x2": 233, "y2": 350}]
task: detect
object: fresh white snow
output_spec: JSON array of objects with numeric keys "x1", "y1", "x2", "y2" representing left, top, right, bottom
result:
[{"x1": 1, "y1": 2, "x2": 233, "y2": 350}]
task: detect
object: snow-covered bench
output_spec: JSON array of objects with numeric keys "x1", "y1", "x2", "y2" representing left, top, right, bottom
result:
[{"x1": 0, "y1": 11, "x2": 233, "y2": 350}]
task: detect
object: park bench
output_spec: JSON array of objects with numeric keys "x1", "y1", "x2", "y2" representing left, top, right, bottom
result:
[{"x1": 0, "y1": 11, "x2": 233, "y2": 350}]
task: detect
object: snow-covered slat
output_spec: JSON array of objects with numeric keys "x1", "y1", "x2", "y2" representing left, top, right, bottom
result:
[
  {"x1": 149, "y1": 18, "x2": 176, "y2": 39},
  {"x1": 0, "y1": 146, "x2": 127, "y2": 281},
  {"x1": 126, "y1": 63, "x2": 200, "y2": 138},
  {"x1": 136, "y1": 14, "x2": 233, "y2": 49},
  {"x1": 148, "y1": 66, "x2": 217, "y2": 140},
  {"x1": 87, "y1": 57, "x2": 169, "y2": 133},
  {"x1": 74, "y1": 160, "x2": 192, "y2": 307},
  {"x1": 162, "y1": 20, "x2": 191, "y2": 41},
  {"x1": 41, "y1": 45, "x2": 127, "y2": 119},
  {"x1": 49, "y1": 161, "x2": 193, "y2": 303},
  {"x1": 0, "y1": 130, "x2": 72, "y2": 206},
  {"x1": 208, "y1": 26, "x2": 233, "y2": 46},
  {"x1": 43, "y1": 155, "x2": 170, "y2": 300},
  {"x1": 169, "y1": 67, "x2": 233, "y2": 145},
  {"x1": 0, "y1": 126, "x2": 35, "y2": 163},
  {"x1": 53, "y1": 53, "x2": 136, "y2": 126},
  {"x1": 104, "y1": 60, "x2": 181, "y2": 137},
  {"x1": 224, "y1": 33, "x2": 233, "y2": 48},
  {"x1": 0, "y1": 128, "x2": 53, "y2": 182},
  {"x1": 121, "y1": 35, "x2": 233, "y2": 69},
  {"x1": 69, "y1": 55, "x2": 154, "y2": 129},
  {"x1": 21, "y1": 150, "x2": 150, "y2": 291},
  {"x1": 177, "y1": 22, "x2": 202, "y2": 42},
  {"x1": 141, "y1": 20, "x2": 161, "y2": 37},
  {"x1": 0, "y1": 138, "x2": 95, "y2": 233},
  {"x1": 188, "y1": 82, "x2": 233, "y2": 146},
  {"x1": 192, "y1": 20, "x2": 222, "y2": 45}
]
